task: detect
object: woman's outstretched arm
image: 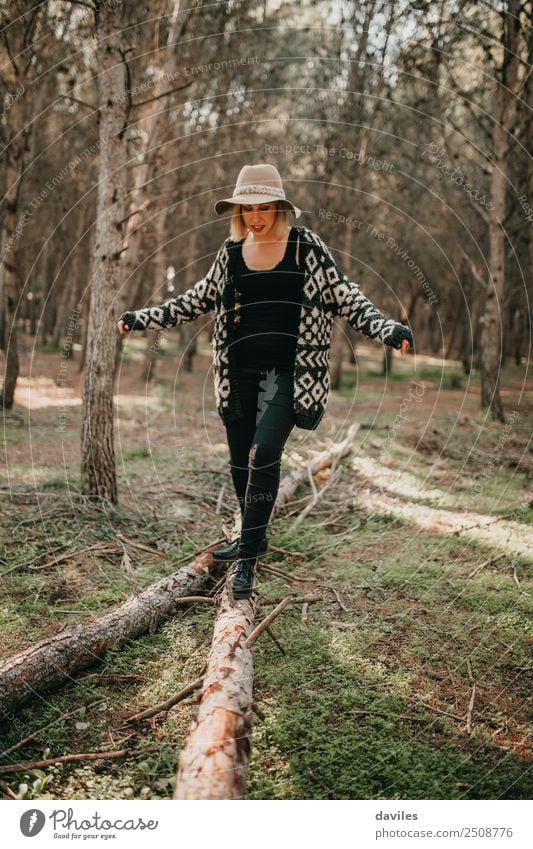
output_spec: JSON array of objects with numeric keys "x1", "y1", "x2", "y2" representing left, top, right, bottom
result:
[
  {"x1": 117, "y1": 239, "x2": 229, "y2": 334},
  {"x1": 314, "y1": 232, "x2": 414, "y2": 350}
]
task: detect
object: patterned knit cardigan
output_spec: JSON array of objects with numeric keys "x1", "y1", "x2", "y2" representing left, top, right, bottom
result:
[{"x1": 120, "y1": 224, "x2": 409, "y2": 431}]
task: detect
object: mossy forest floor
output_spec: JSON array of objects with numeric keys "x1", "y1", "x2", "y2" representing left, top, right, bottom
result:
[{"x1": 0, "y1": 335, "x2": 531, "y2": 799}]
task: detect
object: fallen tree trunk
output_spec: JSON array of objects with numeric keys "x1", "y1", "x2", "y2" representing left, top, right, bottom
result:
[
  {"x1": 276, "y1": 422, "x2": 360, "y2": 511},
  {"x1": 174, "y1": 588, "x2": 258, "y2": 799},
  {"x1": 174, "y1": 426, "x2": 358, "y2": 798},
  {"x1": 0, "y1": 548, "x2": 219, "y2": 719}
]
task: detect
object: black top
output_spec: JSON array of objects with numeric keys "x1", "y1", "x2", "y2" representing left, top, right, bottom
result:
[{"x1": 233, "y1": 226, "x2": 304, "y2": 371}]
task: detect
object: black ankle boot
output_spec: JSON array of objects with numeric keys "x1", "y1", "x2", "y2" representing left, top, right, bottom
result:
[
  {"x1": 229, "y1": 558, "x2": 256, "y2": 600},
  {"x1": 212, "y1": 535, "x2": 267, "y2": 562}
]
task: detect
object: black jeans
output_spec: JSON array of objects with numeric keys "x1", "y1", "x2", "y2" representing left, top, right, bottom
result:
[{"x1": 224, "y1": 365, "x2": 296, "y2": 563}]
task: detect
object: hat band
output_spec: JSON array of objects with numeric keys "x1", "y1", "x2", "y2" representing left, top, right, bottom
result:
[{"x1": 235, "y1": 183, "x2": 286, "y2": 199}]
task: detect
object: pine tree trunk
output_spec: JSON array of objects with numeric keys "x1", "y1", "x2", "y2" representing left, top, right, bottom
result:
[
  {"x1": 383, "y1": 343, "x2": 393, "y2": 376},
  {"x1": 480, "y1": 0, "x2": 520, "y2": 422},
  {"x1": 481, "y1": 128, "x2": 506, "y2": 421},
  {"x1": 178, "y1": 226, "x2": 200, "y2": 373},
  {"x1": 0, "y1": 549, "x2": 219, "y2": 720},
  {"x1": 52, "y1": 210, "x2": 89, "y2": 350},
  {"x1": 117, "y1": 0, "x2": 191, "y2": 320},
  {"x1": 346, "y1": 325, "x2": 358, "y2": 363},
  {"x1": 80, "y1": 1, "x2": 128, "y2": 503},
  {"x1": 141, "y1": 182, "x2": 173, "y2": 383},
  {"x1": 0, "y1": 115, "x2": 26, "y2": 409}
]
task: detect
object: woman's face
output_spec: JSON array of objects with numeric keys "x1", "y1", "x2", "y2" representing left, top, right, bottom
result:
[{"x1": 240, "y1": 202, "x2": 278, "y2": 238}]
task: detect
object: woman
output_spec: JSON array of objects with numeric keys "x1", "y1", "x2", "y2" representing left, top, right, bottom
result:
[{"x1": 117, "y1": 163, "x2": 414, "y2": 600}]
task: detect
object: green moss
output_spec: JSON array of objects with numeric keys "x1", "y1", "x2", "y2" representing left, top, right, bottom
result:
[{"x1": 247, "y1": 612, "x2": 531, "y2": 799}]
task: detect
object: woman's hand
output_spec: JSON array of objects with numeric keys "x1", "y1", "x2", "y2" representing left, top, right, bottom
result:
[
  {"x1": 399, "y1": 338, "x2": 411, "y2": 356},
  {"x1": 388, "y1": 324, "x2": 414, "y2": 353},
  {"x1": 117, "y1": 312, "x2": 139, "y2": 335}
]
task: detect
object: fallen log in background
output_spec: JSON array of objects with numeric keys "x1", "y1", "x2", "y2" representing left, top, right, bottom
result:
[
  {"x1": 174, "y1": 588, "x2": 258, "y2": 800},
  {"x1": 276, "y1": 421, "x2": 360, "y2": 512},
  {"x1": 0, "y1": 548, "x2": 220, "y2": 719}
]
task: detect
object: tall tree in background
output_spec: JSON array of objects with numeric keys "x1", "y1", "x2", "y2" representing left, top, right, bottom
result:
[
  {"x1": 480, "y1": 0, "x2": 522, "y2": 421},
  {"x1": 526, "y1": 2, "x2": 533, "y2": 335},
  {"x1": 339, "y1": 0, "x2": 397, "y2": 384},
  {"x1": 0, "y1": 1, "x2": 48, "y2": 408},
  {"x1": 80, "y1": 0, "x2": 129, "y2": 502},
  {"x1": 328, "y1": 0, "x2": 377, "y2": 390},
  {"x1": 116, "y1": 0, "x2": 193, "y2": 320}
]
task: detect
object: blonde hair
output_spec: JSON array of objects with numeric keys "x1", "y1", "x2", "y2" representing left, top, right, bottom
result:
[{"x1": 229, "y1": 202, "x2": 290, "y2": 241}]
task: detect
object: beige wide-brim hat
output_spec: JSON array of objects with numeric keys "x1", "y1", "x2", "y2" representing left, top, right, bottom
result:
[{"x1": 214, "y1": 163, "x2": 301, "y2": 218}]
